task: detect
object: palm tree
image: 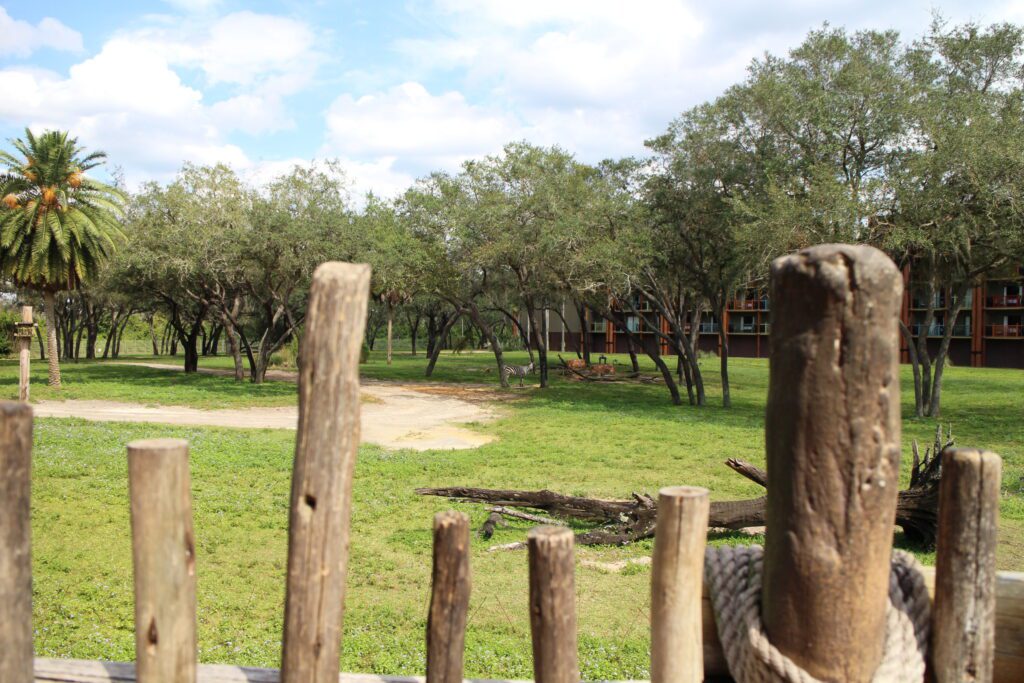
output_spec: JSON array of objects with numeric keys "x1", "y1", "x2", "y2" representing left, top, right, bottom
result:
[{"x1": 0, "y1": 129, "x2": 125, "y2": 387}]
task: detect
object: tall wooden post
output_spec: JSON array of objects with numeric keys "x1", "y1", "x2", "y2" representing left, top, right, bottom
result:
[
  {"x1": 426, "y1": 511, "x2": 471, "y2": 683},
  {"x1": 650, "y1": 486, "x2": 710, "y2": 683},
  {"x1": 127, "y1": 438, "x2": 196, "y2": 683},
  {"x1": 932, "y1": 448, "x2": 1001, "y2": 682},
  {"x1": 280, "y1": 263, "x2": 371, "y2": 683},
  {"x1": 17, "y1": 306, "x2": 32, "y2": 402},
  {"x1": 763, "y1": 244, "x2": 903, "y2": 682},
  {"x1": 0, "y1": 402, "x2": 33, "y2": 683}
]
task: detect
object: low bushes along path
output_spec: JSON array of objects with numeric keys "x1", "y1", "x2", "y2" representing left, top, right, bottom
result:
[{"x1": 32, "y1": 362, "x2": 498, "y2": 451}]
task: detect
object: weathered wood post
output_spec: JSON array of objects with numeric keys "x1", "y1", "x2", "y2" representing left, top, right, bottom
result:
[
  {"x1": 0, "y1": 402, "x2": 33, "y2": 683},
  {"x1": 127, "y1": 438, "x2": 196, "y2": 683},
  {"x1": 280, "y1": 263, "x2": 370, "y2": 683},
  {"x1": 932, "y1": 448, "x2": 1002, "y2": 682},
  {"x1": 426, "y1": 511, "x2": 471, "y2": 683},
  {"x1": 650, "y1": 486, "x2": 710, "y2": 683},
  {"x1": 16, "y1": 306, "x2": 33, "y2": 402},
  {"x1": 528, "y1": 526, "x2": 579, "y2": 683},
  {"x1": 763, "y1": 244, "x2": 903, "y2": 682}
]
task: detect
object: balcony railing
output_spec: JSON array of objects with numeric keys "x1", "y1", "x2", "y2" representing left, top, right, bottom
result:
[
  {"x1": 987, "y1": 294, "x2": 1024, "y2": 308},
  {"x1": 728, "y1": 299, "x2": 768, "y2": 311},
  {"x1": 699, "y1": 322, "x2": 719, "y2": 334},
  {"x1": 987, "y1": 324, "x2": 1024, "y2": 337},
  {"x1": 910, "y1": 296, "x2": 946, "y2": 309},
  {"x1": 910, "y1": 323, "x2": 971, "y2": 337},
  {"x1": 759, "y1": 322, "x2": 771, "y2": 335},
  {"x1": 728, "y1": 323, "x2": 757, "y2": 334}
]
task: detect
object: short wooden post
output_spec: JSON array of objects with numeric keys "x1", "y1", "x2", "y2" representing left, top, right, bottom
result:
[
  {"x1": 426, "y1": 511, "x2": 471, "y2": 683},
  {"x1": 280, "y1": 263, "x2": 371, "y2": 683},
  {"x1": 18, "y1": 306, "x2": 32, "y2": 402},
  {"x1": 650, "y1": 486, "x2": 710, "y2": 683},
  {"x1": 763, "y1": 244, "x2": 903, "y2": 682},
  {"x1": 0, "y1": 402, "x2": 33, "y2": 683},
  {"x1": 932, "y1": 449, "x2": 1002, "y2": 683},
  {"x1": 527, "y1": 526, "x2": 578, "y2": 683},
  {"x1": 127, "y1": 438, "x2": 196, "y2": 683}
]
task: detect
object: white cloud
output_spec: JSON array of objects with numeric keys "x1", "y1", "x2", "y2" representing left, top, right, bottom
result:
[
  {"x1": 0, "y1": 38, "x2": 244, "y2": 185},
  {"x1": 324, "y1": 82, "x2": 519, "y2": 174},
  {"x1": 0, "y1": 7, "x2": 84, "y2": 58},
  {"x1": 0, "y1": 9, "x2": 322, "y2": 185}
]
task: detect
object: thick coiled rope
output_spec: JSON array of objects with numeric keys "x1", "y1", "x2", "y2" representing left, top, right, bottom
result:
[{"x1": 705, "y1": 546, "x2": 931, "y2": 683}]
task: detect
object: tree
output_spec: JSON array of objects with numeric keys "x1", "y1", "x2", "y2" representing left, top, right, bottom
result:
[
  {"x1": 0, "y1": 128, "x2": 125, "y2": 386},
  {"x1": 886, "y1": 20, "x2": 1024, "y2": 416},
  {"x1": 241, "y1": 163, "x2": 352, "y2": 383},
  {"x1": 359, "y1": 196, "x2": 425, "y2": 365}
]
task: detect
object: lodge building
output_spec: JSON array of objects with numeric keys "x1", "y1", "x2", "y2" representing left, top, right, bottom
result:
[{"x1": 540, "y1": 263, "x2": 1024, "y2": 370}]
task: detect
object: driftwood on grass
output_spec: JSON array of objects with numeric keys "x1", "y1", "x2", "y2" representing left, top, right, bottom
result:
[{"x1": 417, "y1": 426, "x2": 950, "y2": 548}]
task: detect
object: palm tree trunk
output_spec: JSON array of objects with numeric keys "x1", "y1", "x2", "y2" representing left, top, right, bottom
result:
[{"x1": 43, "y1": 291, "x2": 61, "y2": 387}]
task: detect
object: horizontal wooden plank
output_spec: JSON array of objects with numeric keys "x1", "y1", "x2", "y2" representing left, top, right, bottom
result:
[
  {"x1": 32, "y1": 659, "x2": 525, "y2": 683},
  {"x1": 33, "y1": 567, "x2": 1024, "y2": 683}
]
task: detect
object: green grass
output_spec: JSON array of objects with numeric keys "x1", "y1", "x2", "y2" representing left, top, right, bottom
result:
[
  {"x1": 16, "y1": 350, "x2": 1024, "y2": 677},
  {"x1": 0, "y1": 358, "x2": 297, "y2": 408}
]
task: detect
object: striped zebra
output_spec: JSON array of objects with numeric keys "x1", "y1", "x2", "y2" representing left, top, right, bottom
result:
[{"x1": 502, "y1": 361, "x2": 535, "y2": 387}]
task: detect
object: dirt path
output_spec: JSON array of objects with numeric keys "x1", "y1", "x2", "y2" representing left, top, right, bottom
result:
[{"x1": 33, "y1": 364, "x2": 500, "y2": 451}]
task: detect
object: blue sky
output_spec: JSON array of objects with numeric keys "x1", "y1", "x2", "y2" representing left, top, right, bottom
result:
[{"x1": 1, "y1": 0, "x2": 1021, "y2": 198}]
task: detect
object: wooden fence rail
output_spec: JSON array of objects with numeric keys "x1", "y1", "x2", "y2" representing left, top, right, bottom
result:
[{"x1": 3, "y1": 251, "x2": 1022, "y2": 683}]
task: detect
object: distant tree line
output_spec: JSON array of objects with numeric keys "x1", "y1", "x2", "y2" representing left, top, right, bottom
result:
[{"x1": 2, "y1": 19, "x2": 1022, "y2": 414}]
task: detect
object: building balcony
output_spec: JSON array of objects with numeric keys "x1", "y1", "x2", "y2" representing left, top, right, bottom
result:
[
  {"x1": 728, "y1": 323, "x2": 757, "y2": 334},
  {"x1": 910, "y1": 296, "x2": 946, "y2": 310},
  {"x1": 986, "y1": 294, "x2": 1024, "y2": 308},
  {"x1": 728, "y1": 299, "x2": 768, "y2": 311},
  {"x1": 986, "y1": 324, "x2": 1024, "y2": 338},
  {"x1": 759, "y1": 323, "x2": 771, "y2": 335},
  {"x1": 909, "y1": 323, "x2": 971, "y2": 338},
  {"x1": 699, "y1": 322, "x2": 719, "y2": 334}
]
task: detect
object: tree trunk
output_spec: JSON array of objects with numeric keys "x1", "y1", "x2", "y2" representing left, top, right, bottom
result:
[
  {"x1": 574, "y1": 302, "x2": 589, "y2": 363},
  {"x1": 716, "y1": 304, "x2": 731, "y2": 408},
  {"x1": 467, "y1": 303, "x2": 508, "y2": 387},
  {"x1": 386, "y1": 301, "x2": 394, "y2": 366},
  {"x1": 426, "y1": 312, "x2": 462, "y2": 377},
  {"x1": 927, "y1": 285, "x2": 969, "y2": 418},
  {"x1": 524, "y1": 301, "x2": 548, "y2": 388},
  {"x1": 43, "y1": 291, "x2": 61, "y2": 387},
  {"x1": 899, "y1": 320, "x2": 924, "y2": 418},
  {"x1": 220, "y1": 311, "x2": 245, "y2": 382},
  {"x1": 36, "y1": 323, "x2": 45, "y2": 360},
  {"x1": 624, "y1": 331, "x2": 640, "y2": 372}
]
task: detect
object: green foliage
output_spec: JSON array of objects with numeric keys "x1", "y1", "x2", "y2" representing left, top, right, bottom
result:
[
  {"x1": 0, "y1": 128, "x2": 125, "y2": 292},
  {"x1": 0, "y1": 308, "x2": 18, "y2": 355}
]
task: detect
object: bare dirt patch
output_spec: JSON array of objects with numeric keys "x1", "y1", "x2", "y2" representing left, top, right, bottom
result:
[{"x1": 34, "y1": 366, "x2": 499, "y2": 451}]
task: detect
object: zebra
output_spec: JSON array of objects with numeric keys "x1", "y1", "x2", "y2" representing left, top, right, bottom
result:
[{"x1": 502, "y1": 361, "x2": 535, "y2": 387}]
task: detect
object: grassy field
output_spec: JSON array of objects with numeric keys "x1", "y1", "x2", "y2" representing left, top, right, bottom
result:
[{"x1": 5, "y1": 350, "x2": 1023, "y2": 678}]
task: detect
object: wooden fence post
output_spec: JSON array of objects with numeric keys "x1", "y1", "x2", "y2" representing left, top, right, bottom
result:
[
  {"x1": 932, "y1": 448, "x2": 1002, "y2": 683},
  {"x1": 127, "y1": 438, "x2": 196, "y2": 683},
  {"x1": 426, "y1": 511, "x2": 471, "y2": 683},
  {"x1": 0, "y1": 402, "x2": 33, "y2": 683},
  {"x1": 762, "y1": 244, "x2": 903, "y2": 682},
  {"x1": 280, "y1": 263, "x2": 371, "y2": 683},
  {"x1": 18, "y1": 306, "x2": 32, "y2": 402},
  {"x1": 650, "y1": 486, "x2": 710, "y2": 683},
  {"x1": 528, "y1": 526, "x2": 578, "y2": 683}
]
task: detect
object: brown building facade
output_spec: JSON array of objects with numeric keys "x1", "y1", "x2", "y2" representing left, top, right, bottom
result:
[{"x1": 539, "y1": 264, "x2": 1024, "y2": 369}]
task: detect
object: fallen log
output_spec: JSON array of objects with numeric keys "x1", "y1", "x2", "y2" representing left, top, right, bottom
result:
[{"x1": 417, "y1": 426, "x2": 948, "y2": 547}]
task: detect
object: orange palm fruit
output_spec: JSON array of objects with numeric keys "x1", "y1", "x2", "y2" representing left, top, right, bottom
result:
[
  {"x1": 68, "y1": 171, "x2": 83, "y2": 188},
  {"x1": 2, "y1": 193, "x2": 19, "y2": 209},
  {"x1": 43, "y1": 187, "x2": 57, "y2": 205}
]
